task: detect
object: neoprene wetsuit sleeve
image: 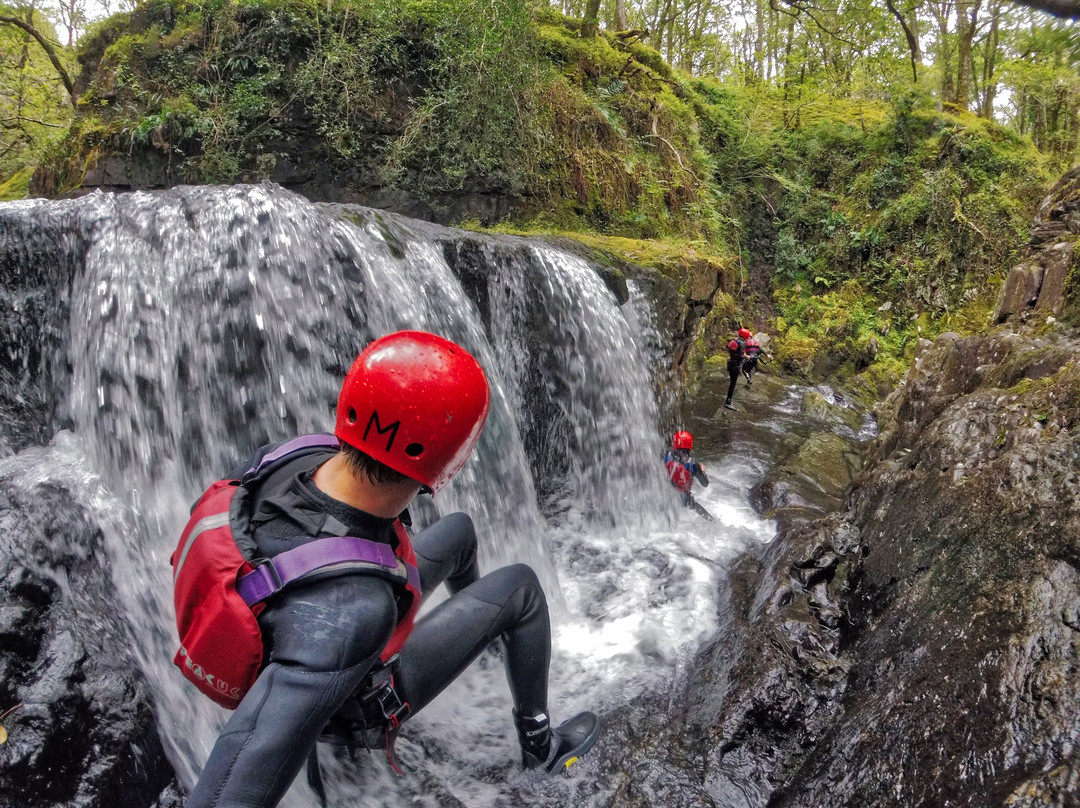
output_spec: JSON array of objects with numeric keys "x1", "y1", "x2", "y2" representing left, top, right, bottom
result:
[{"x1": 694, "y1": 462, "x2": 709, "y2": 487}]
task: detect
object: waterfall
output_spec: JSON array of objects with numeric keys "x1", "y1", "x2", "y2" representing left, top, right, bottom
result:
[{"x1": 0, "y1": 183, "x2": 776, "y2": 806}]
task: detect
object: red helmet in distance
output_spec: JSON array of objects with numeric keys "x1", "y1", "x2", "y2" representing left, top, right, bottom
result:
[
  {"x1": 335, "y1": 331, "x2": 491, "y2": 491},
  {"x1": 672, "y1": 430, "x2": 693, "y2": 450},
  {"x1": 738, "y1": 328, "x2": 751, "y2": 339}
]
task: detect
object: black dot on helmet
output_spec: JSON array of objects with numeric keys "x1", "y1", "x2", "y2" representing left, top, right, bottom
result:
[
  {"x1": 405, "y1": 443, "x2": 424, "y2": 457},
  {"x1": 347, "y1": 407, "x2": 357, "y2": 424}
]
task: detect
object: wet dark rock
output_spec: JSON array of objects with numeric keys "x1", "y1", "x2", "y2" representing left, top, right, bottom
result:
[
  {"x1": 0, "y1": 205, "x2": 86, "y2": 457},
  {"x1": 995, "y1": 165, "x2": 1080, "y2": 324},
  {"x1": 0, "y1": 475, "x2": 176, "y2": 808},
  {"x1": 684, "y1": 367, "x2": 874, "y2": 534},
  {"x1": 3, "y1": 178, "x2": 1077, "y2": 808}
]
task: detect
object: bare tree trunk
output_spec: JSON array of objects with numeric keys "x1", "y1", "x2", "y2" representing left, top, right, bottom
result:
[
  {"x1": 979, "y1": 1, "x2": 1001, "y2": 118},
  {"x1": 651, "y1": 0, "x2": 674, "y2": 51},
  {"x1": 754, "y1": 0, "x2": 765, "y2": 82},
  {"x1": 54, "y1": 0, "x2": 86, "y2": 46},
  {"x1": 582, "y1": 0, "x2": 601, "y2": 35},
  {"x1": 886, "y1": 0, "x2": 922, "y2": 83},
  {"x1": 687, "y1": 0, "x2": 712, "y2": 71},
  {"x1": 932, "y1": 1, "x2": 955, "y2": 107},
  {"x1": 955, "y1": 0, "x2": 981, "y2": 111},
  {"x1": 615, "y1": 0, "x2": 628, "y2": 29}
]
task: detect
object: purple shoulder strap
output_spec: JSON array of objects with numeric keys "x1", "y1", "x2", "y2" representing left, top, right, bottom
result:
[
  {"x1": 236, "y1": 536, "x2": 416, "y2": 606},
  {"x1": 246, "y1": 434, "x2": 339, "y2": 477}
]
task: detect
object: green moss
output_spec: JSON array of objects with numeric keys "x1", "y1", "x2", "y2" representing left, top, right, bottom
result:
[
  {"x1": 1062, "y1": 241, "x2": 1080, "y2": 327},
  {"x1": 21, "y1": 1, "x2": 1059, "y2": 408},
  {"x1": 0, "y1": 167, "x2": 33, "y2": 200},
  {"x1": 482, "y1": 223, "x2": 735, "y2": 290},
  {"x1": 776, "y1": 328, "x2": 819, "y2": 377}
]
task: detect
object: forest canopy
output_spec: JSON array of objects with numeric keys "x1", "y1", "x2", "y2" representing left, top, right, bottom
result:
[
  {"x1": 3, "y1": 0, "x2": 1080, "y2": 168},
  {"x1": 0, "y1": 0, "x2": 1074, "y2": 391}
]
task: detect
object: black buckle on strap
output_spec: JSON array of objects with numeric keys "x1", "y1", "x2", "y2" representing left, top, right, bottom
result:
[
  {"x1": 254, "y1": 557, "x2": 284, "y2": 593},
  {"x1": 361, "y1": 656, "x2": 410, "y2": 726},
  {"x1": 358, "y1": 654, "x2": 411, "y2": 774}
]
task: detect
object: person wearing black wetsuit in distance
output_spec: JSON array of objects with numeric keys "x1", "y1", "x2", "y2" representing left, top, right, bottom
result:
[
  {"x1": 174, "y1": 331, "x2": 600, "y2": 808},
  {"x1": 741, "y1": 332, "x2": 770, "y2": 386},
  {"x1": 663, "y1": 430, "x2": 713, "y2": 521},
  {"x1": 724, "y1": 327, "x2": 750, "y2": 410}
]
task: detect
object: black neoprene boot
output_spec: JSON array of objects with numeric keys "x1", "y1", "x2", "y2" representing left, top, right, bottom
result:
[{"x1": 514, "y1": 710, "x2": 601, "y2": 774}]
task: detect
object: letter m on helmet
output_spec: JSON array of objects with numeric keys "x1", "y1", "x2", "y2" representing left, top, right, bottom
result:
[{"x1": 363, "y1": 410, "x2": 400, "y2": 452}]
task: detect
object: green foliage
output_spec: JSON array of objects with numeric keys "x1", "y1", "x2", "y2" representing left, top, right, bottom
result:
[
  {"x1": 521, "y1": 15, "x2": 725, "y2": 240},
  {"x1": 772, "y1": 278, "x2": 907, "y2": 385},
  {"x1": 0, "y1": 4, "x2": 74, "y2": 184},
  {"x1": 43, "y1": 0, "x2": 547, "y2": 191},
  {"x1": 22, "y1": 1, "x2": 1062, "y2": 405},
  {"x1": 747, "y1": 96, "x2": 1050, "y2": 391},
  {"x1": 383, "y1": 0, "x2": 543, "y2": 195},
  {"x1": 0, "y1": 165, "x2": 33, "y2": 199}
]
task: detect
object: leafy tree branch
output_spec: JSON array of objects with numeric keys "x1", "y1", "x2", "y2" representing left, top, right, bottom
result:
[{"x1": 0, "y1": 14, "x2": 74, "y2": 104}]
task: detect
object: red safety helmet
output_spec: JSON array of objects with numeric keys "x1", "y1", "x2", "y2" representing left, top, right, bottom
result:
[
  {"x1": 672, "y1": 430, "x2": 693, "y2": 450},
  {"x1": 335, "y1": 331, "x2": 490, "y2": 491},
  {"x1": 738, "y1": 327, "x2": 751, "y2": 339}
]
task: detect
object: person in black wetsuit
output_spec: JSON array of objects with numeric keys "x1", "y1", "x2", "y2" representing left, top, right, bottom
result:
[
  {"x1": 724, "y1": 327, "x2": 751, "y2": 410},
  {"x1": 177, "y1": 331, "x2": 600, "y2": 808},
  {"x1": 740, "y1": 332, "x2": 770, "y2": 386}
]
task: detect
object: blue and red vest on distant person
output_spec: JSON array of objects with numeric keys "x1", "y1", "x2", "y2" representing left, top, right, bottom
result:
[
  {"x1": 170, "y1": 435, "x2": 422, "y2": 709},
  {"x1": 663, "y1": 451, "x2": 696, "y2": 493}
]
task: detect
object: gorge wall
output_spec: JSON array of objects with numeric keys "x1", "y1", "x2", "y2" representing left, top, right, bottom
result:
[{"x1": 580, "y1": 171, "x2": 1080, "y2": 808}]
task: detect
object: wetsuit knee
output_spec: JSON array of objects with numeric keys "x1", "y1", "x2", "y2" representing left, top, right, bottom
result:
[
  {"x1": 392, "y1": 562, "x2": 551, "y2": 717},
  {"x1": 413, "y1": 511, "x2": 479, "y2": 594},
  {"x1": 259, "y1": 575, "x2": 397, "y2": 672},
  {"x1": 470, "y1": 563, "x2": 547, "y2": 622},
  {"x1": 441, "y1": 511, "x2": 477, "y2": 543},
  {"x1": 436, "y1": 511, "x2": 478, "y2": 570}
]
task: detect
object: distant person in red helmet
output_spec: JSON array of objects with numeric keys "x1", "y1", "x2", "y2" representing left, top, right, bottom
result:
[
  {"x1": 663, "y1": 430, "x2": 713, "y2": 521},
  {"x1": 174, "y1": 331, "x2": 600, "y2": 808},
  {"x1": 741, "y1": 332, "x2": 771, "y2": 386},
  {"x1": 724, "y1": 327, "x2": 752, "y2": 410}
]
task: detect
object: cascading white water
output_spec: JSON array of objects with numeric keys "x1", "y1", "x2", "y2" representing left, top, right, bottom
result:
[{"x1": 1, "y1": 184, "x2": 776, "y2": 806}]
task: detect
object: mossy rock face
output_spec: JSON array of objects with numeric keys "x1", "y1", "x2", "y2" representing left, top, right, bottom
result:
[
  {"x1": 800, "y1": 390, "x2": 864, "y2": 434},
  {"x1": 995, "y1": 166, "x2": 1080, "y2": 326}
]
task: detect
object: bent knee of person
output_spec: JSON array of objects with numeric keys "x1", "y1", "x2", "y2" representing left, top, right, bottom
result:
[
  {"x1": 443, "y1": 511, "x2": 478, "y2": 546},
  {"x1": 485, "y1": 563, "x2": 546, "y2": 603},
  {"x1": 435, "y1": 512, "x2": 478, "y2": 570}
]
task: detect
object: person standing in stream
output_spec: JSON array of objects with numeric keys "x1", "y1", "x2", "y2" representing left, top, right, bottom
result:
[
  {"x1": 724, "y1": 327, "x2": 751, "y2": 410},
  {"x1": 172, "y1": 330, "x2": 600, "y2": 808},
  {"x1": 741, "y1": 331, "x2": 771, "y2": 386},
  {"x1": 663, "y1": 430, "x2": 714, "y2": 521}
]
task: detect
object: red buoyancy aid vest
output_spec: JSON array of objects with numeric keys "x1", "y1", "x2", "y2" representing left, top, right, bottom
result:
[
  {"x1": 171, "y1": 438, "x2": 422, "y2": 709},
  {"x1": 665, "y1": 459, "x2": 694, "y2": 493}
]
